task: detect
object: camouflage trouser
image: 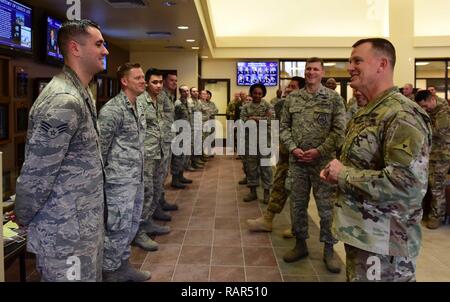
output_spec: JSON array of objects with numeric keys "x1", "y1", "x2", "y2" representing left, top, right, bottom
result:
[
  {"x1": 267, "y1": 148, "x2": 289, "y2": 214},
  {"x1": 286, "y1": 158, "x2": 337, "y2": 244},
  {"x1": 36, "y1": 250, "x2": 103, "y2": 282},
  {"x1": 345, "y1": 244, "x2": 416, "y2": 282},
  {"x1": 159, "y1": 143, "x2": 172, "y2": 204},
  {"x1": 103, "y1": 182, "x2": 144, "y2": 271},
  {"x1": 429, "y1": 160, "x2": 450, "y2": 219},
  {"x1": 240, "y1": 155, "x2": 248, "y2": 177},
  {"x1": 246, "y1": 154, "x2": 273, "y2": 190},
  {"x1": 141, "y1": 157, "x2": 164, "y2": 222},
  {"x1": 172, "y1": 154, "x2": 186, "y2": 176}
]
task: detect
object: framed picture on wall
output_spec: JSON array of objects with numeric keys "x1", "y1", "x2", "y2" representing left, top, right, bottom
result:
[
  {"x1": 0, "y1": 102, "x2": 9, "y2": 141},
  {"x1": 33, "y1": 78, "x2": 52, "y2": 103},
  {"x1": 15, "y1": 101, "x2": 30, "y2": 133},
  {"x1": 14, "y1": 66, "x2": 29, "y2": 99}
]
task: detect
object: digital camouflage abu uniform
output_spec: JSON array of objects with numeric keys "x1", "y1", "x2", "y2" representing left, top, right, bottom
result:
[
  {"x1": 280, "y1": 85, "x2": 346, "y2": 245},
  {"x1": 189, "y1": 98, "x2": 204, "y2": 164},
  {"x1": 172, "y1": 98, "x2": 191, "y2": 175},
  {"x1": 427, "y1": 102, "x2": 450, "y2": 220},
  {"x1": 15, "y1": 66, "x2": 105, "y2": 282},
  {"x1": 201, "y1": 100, "x2": 219, "y2": 154},
  {"x1": 98, "y1": 90, "x2": 146, "y2": 272},
  {"x1": 240, "y1": 99, "x2": 274, "y2": 190},
  {"x1": 160, "y1": 88, "x2": 175, "y2": 204},
  {"x1": 138, "y1": 91, "x2": 165, "y2": 232},
  {"x1": 334, "y1": 87, "x2": 432, "y2": 281}
]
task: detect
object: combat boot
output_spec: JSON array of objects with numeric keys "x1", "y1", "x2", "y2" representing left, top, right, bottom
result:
[
  {"x1": 323, "y1": 243, "x2": 341, "y2": 273},
  {"x1": 263, "y1": 189, "x2": 270, "y2": 204},
  {"x1": 152, "y1": 206, "x2": 172, "y2": 222},
  {"x1": 247, "y1": 210, "x2": 274, "y2": 232},
  {"x1": 103, "y1": 260, "x2": 151, "y2": 282},
  {"x1": 143, "y1": 219, "x2": 171, "y2": 236},
  {"x1": 133, "y1": 231, "x2": 159, "y2": 252},
  {"x1": 192, "y1": 161, "x2": 204, "y2": 169},
  {"x1": 243, "y1": 187, "x2": 258, "y2": 202},
  {"x1": 283, "y1": 239, "x2": 308, "y2": 263},
  {"x1": 426, "y1": 216, "x2": 441, "y2": 229},
  {"x1": 179, "y1": 172, "x2": 193, "y2": 184},
  {"x1": 171, "y1": 175, "x2": 186, "y2": 189},
  {"x1": 238, "y1": 177, "x2": 248, "y2": 185},
  {"x1": 186, "y1": 165, "x2": 196, "y2": 172},
  {"x1": 160, "y1": 194, "x2": 179, "y2": 211}
]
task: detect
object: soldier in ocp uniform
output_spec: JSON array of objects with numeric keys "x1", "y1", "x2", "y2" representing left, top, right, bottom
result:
[
  {"x1": 415, "y1": 90, "x2": 450, "y2": 229},
  {"x1": 321, "y1": 38, "x2": 432, "y2": 282},
  {"x1": 99, "y1": 63, "x2": 150, "y2": 282},
  {"x1": 240, "y1": 83, "x2": 274, "y2": 203},
  {"x1": 15, "y1": 19, "x2": 108, "y2": 282},
  {"x1": 280, "y1": 57, "x2": 345, "y2": 273},
  {"x1": 427, "y1": 84, "x2": 449, "y2": 107}
]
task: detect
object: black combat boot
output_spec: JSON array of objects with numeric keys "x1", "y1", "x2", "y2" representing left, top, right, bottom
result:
[{"x1": 171, "y1": 174, "x2": 186, "y2": 189}]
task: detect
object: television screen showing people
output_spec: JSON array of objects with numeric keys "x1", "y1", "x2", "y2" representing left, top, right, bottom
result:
[
  {"x1": 237, "y1": 62, "x2": 278, "y2": 86},
  {"x1": 0, "y1": 0, "x2": 32, "y2": 52},
  {"x1": 47, "y1": 16, "x2": 63, "y2": 60}
]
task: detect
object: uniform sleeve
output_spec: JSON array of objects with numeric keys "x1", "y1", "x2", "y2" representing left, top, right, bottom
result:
[
  {"x1": 337, "y1": 111, "x2": 431, "y2": 202},
  {"x1": 279, "y1": 97, "x2": 297, "y2": 153},
  {"x1": 15, "y1": 95, "x2": 81, "y2": 226},
  {"x1": 317, "y1": 96, "x2": 346, "y2": 156},
  {"x1": 98, "y1": 104, "x2": 121, "y2": 163},
  {"x1": 240, "y1": 104, "x2": 249, "y2": 122}
]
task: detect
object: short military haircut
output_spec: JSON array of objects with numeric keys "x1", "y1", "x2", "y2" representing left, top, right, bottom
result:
[
  {"x1": 249, "y1": 83, "x2": 267, "y2": 97},
  {"x1": 306, "y1": 57, "x2": 324, "y2": 68},
  {"x1": 117, "y1": 63, "x2": 141, "y2": 81},
  {"x1": 415, "y1": 90, "x2": 432, "y2": 102},
  {"x1": 179, "y1": 85, "x2": 189, "y2": 93},
  {"x1": 163, "y1": 71, "x2": 177, "y2": 80},
  {"x1": 190, "y1": 87, "x2": 198, "y2": 93},
  {"x1": 427, "y1": 84, "x2": 436, "y2": 89},
  {"x1": 145, "y1": 68, "x2": 163, "y2": 82},
  {"x1": 352, "y1": 38, "x2": 396, "y2": 68},
  {"x1": 291, "y1": 76, "x2": 306, "y2": 89},
  {"x1": 57, "y1": 19, "x2": 101, "y2": 58},
  {"x1": 206, "y1": 90, "x2": 212, "y2": 98}
]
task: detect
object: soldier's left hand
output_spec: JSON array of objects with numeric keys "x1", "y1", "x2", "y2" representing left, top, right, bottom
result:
[
  {"x1": 320, "y1": 159, "x2": 343, "y2": 184},
  {"x1": 301, "y1": 148, "x2": 320, "y2": 161}
]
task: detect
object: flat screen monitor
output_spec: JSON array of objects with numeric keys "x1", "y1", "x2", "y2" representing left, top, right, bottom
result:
[
  {"x1": 46, "y1": 15, "x2": 63, "y2": 63},
  {"x1": 0, "y1": 0, "x2": 32, "y2": 54},
  {"x1": 237, "y1": 61, "x2": 278, "y2": 86}
]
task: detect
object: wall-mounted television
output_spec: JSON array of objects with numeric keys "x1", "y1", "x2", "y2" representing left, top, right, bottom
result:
[
  {"x1": 45, "y1": 15, "x2": 63, "y2": 64},
  {"x1": 0, "y1": 0, "x2": 32, "y2": 55},
  {"x1": 237, "y1": 61, "x2": 278, "y2": 86}
]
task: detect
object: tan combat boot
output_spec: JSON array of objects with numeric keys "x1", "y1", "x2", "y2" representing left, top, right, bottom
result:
[
  {"x1": 426, "y1": 217, "x2": 441, "y2": 229},
  {"x1": 283, "y1": 239, "x2": 309, "y2": 263},
  {"x1": 323, "y1": 243, "x2": 341, "y2": 273},
  {"x1": 243, "y1": 187, "x2": 258, "y2": 202},
  {"x1": 282, "y1": 228, "x2": 294, "y2": 238},
  {"x1": 246, "y1": 210, "x2": 274, "y2": 232}
]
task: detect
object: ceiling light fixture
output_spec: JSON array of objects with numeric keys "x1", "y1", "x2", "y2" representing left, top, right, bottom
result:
[
  {"x1": 324, "y1": 63, "x2": 336, "y2": 67},
  {"x1": 186, "y1": 39, "x2": 195, "y2": 43},
  {"x1": 201, "y1": 56, "x2": 209, "y2": 59},
  {"x1": 192, "y1": 46, "x2": 200, "y2": 50},
  {"x1": 178, "y1": 26, "x2": 189, "y2": 30},
  {"x1": 163, "y1": 1, "x2": 176, "y2": 7},
  {"x1": 415, "y1": 62, "x2": 429, "y2": 66}
]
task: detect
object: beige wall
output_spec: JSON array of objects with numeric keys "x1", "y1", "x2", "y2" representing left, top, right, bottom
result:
[
  {"x1": 201, "y1": 59, "x2": 280, "y2": 102},
  {"x1": 130, "y1": 51, "x2": 198, "y2": 90}
]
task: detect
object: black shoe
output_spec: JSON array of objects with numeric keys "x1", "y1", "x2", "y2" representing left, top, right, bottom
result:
[
  {"x1": 171, "y1": 176, "x2": 186, "y2": 189},
  {"x1": 152, "y1": 207, "x2": 172, "y2": 221},
  {"x1": 179, "y1": 174, "x2": 193, "y2": 184},
  {"x1": 161, "y1": 201, "x2": 179, "y2": 211}
]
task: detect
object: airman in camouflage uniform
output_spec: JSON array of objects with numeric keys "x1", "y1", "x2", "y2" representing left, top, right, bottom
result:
[
  {"x1": 280, "y1": 58, "x2": 345, "y2": 274},
  {"x1": 135, "y1": 69, "x2": 171, "y2": 252},
  {"x1": 322, "y1": 38, "x2": 432, "y2": 282},
  {"x1": 427, "y1": 85, "x2": 449, "y2": 107},
  {"x1": 15, "y1": 20, "x2": 108, "y2": 282},
  {"x1": 172, "y1": 85, "x2": 193, "y2": 187},
  {"x1": 99, "y1": 63, "x2": 151, "y2": 282},
  {"x1": 240, "y1": 84, "x2": 274, "y2": 203},
  {"x1": 200, "y1": 90, "x2": 219, "y2": 156},
  {"x1": 414, "y1": 90, "x2": 450, "y2": 229},
  {"x1": 189, "y1": 87, "x2": 205, "y2": 169},
  {"x1": 226, "y1": 93, "x2": 240, "y2": 121},
  {"x1": 247, "y1": 77, "x2": 305, "y2": 232}
]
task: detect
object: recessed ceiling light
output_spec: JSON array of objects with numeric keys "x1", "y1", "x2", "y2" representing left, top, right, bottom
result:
[
  {"x1": 192, "y1": 46, "x2": 200, "y2": 50},
  {"x1": 178, "y1": 26, "x2": 189, "y2": 30},
  {"x1": 324, "y1": 63, "x2": 336, "y2": 67},
  {"x1": 163, "y1": 1, "x2": 176, "y2": 7},
  {"x1": 186, "y1": 39, "x2": 195, "y2": 43},
  {"x1": 415, "y1": 62, "x2": 429, "y2": 66},
  {"x1": 201, "y1": 56, "x2": 209, "y2": 59}
]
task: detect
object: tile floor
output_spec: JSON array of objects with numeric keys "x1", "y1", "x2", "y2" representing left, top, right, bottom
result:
[{"x1": 4, "y1": 155, "x2": 450, "y2": 282}]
